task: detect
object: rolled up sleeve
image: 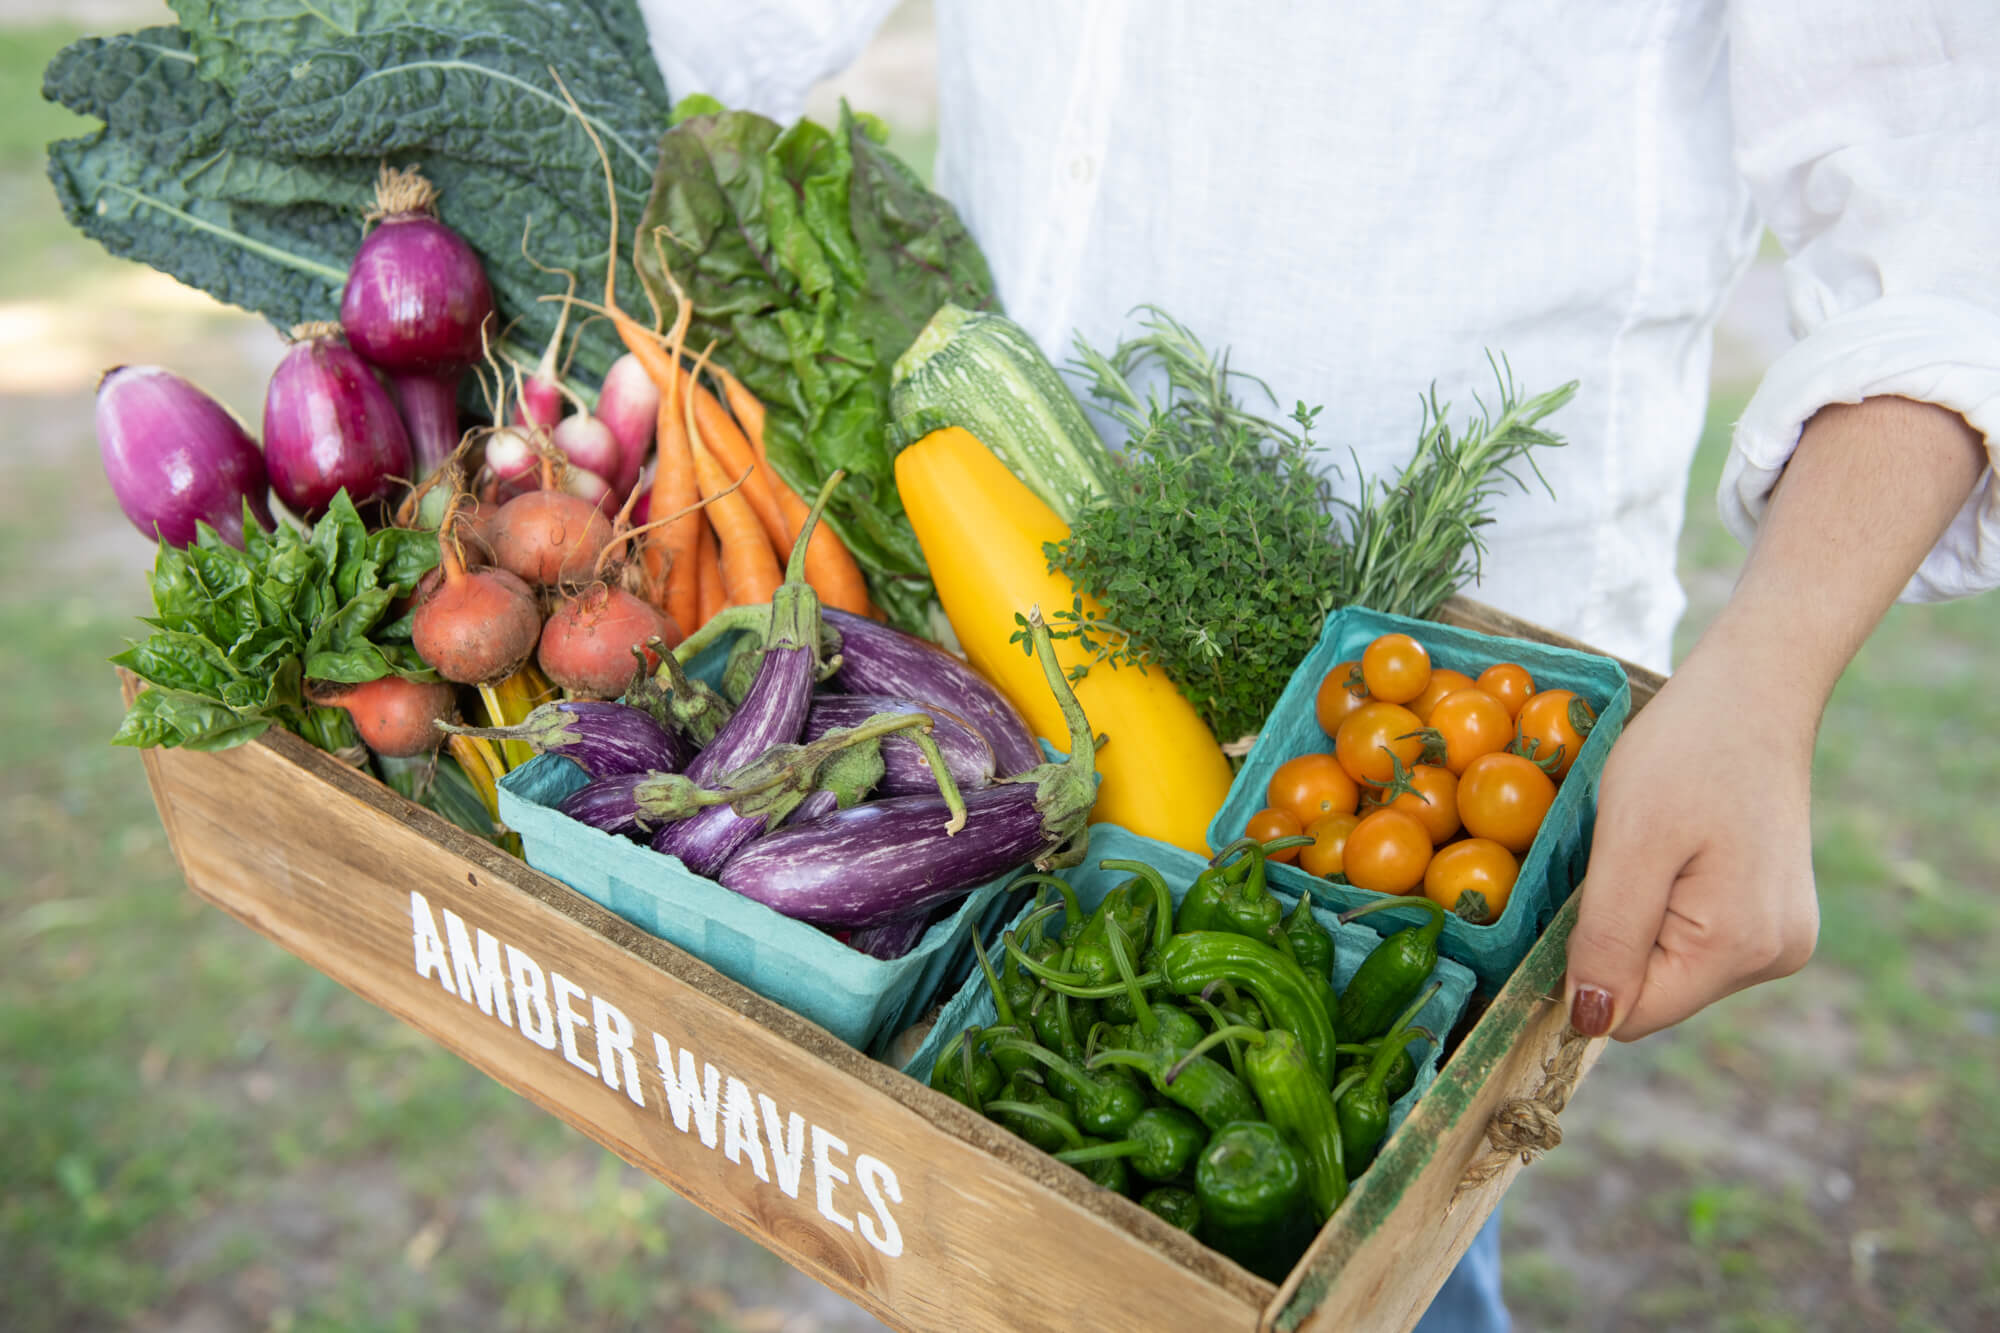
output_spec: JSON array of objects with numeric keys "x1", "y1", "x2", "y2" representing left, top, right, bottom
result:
[{"x1": 1722, "y1": 1, "x2": 2000, "y2": 601}]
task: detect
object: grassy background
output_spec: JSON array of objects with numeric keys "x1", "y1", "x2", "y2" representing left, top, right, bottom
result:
[{"x1": 4, "y1": 9, "x2": 1996, "y2": 1331}]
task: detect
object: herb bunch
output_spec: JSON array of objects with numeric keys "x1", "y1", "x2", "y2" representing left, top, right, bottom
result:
[{"x1": 1049, "y1": 308, "x2": 1575, "y2": 746}]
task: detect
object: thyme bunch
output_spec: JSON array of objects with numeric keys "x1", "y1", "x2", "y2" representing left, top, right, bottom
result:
[{"x1": 1044, "y1": 308, "x2": 1574, "y2": 746}]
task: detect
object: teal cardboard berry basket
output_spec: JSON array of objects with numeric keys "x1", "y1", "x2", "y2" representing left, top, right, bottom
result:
[{"x1": 1207, "y1": 606, "x2": 1632, "y2": 992}]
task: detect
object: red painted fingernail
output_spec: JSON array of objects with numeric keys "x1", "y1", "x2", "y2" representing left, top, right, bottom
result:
[{"x1": 1570, "y1": 984, "x2": 1614, "y2": 1037}]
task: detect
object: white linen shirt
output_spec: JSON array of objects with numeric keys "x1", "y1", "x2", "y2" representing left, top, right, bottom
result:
[{"x1": 638, "y1": 0, "x2": 2000, "y2": 671}]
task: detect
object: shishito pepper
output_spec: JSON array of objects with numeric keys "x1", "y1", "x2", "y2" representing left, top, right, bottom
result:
[
  {"x1": 1196, "y1": 1119, "x2": 1313, "y2": 1282},
  {"x1": 994, "y1": 1036, "x2": 1147, "y2": 1138},
  {"x1": 1283, "y1": 891, "x2": 1337, "y2": 985},
  {"x1": 1140, "y1": 1185, "x2": 1202, "y2": 1234},
  {"x1": 1335, "y1": 1033, "x2": 1427, "y2": 1104},
  {"x1": 1174, "y1": 1024, "x2": 1349, "y2": 1222},
  {"x1": 1336, "y1": 985, "x2": 1440, "y2": 1174},
  {"x1": 1175, "y1": 837, "x2": 1304, "y2": 960},
  {"x1": 1055, "y1": 1105, "x2": 1206, "y2": 1183},
  {"x1": 1158, "y1": 931, "x2": 1339, "y2": 1085},
  {"x1": 988, "y1": 1096, "x2": 1132, "y2": 1194},
  {"x1": 986, "y1": 1078, "x2": 1083, "y2": 1157},
  {"x1": 930, "y1": 1026, "x2": 1001, "y2": 1110},
  {"x1": 1337, "y1": 896, "x2": 1449, "y2": 1044}
]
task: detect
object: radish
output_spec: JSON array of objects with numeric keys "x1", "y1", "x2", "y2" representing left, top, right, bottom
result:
[
  {"x1": 487, "y1": 451, "x2": 614, "y2": 587},
  {"x1": 595, "y1": 352, "x2": 658, "y2": 501},
  {"x1": 262, "y1": 322, "x2": 413, "y2": 521},
  {"x1": 538, "y1": 584, "x2": 680, "y2": 698},
  {"x1": 551, "y1": 410, "x2": 621, "y2": 489},
  {"x1": 482, "y1": 423, "x2": 541, "y2": 490},
  {"x1": 340, "y1": 165, "x2": 495, "y2": 478},
  {"x1": 96, "y1": 365, "x2": 273, "y2": 548},
  {"x1": 412, "y1": 496, "x2": 543, "y2": 684},
  {"x1": 512, "y1": 234, "x2": 578, "y2": 431},
  {"x1": 308, "y1": 675, "x2": 457, "y2": 758}
]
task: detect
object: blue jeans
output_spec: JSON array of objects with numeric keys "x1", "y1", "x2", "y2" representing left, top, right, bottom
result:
[{"x1": 1412, "y1": 1210, "x2": 1509, "y2": 1333}]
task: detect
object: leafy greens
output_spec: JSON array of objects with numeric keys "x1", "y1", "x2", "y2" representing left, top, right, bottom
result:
[
  {"x1": 112, "y1": 493, "x2": 439, "y2": 753},
  {"x1": 634, "y1": 100, "x2": 999, "y2": 635}
]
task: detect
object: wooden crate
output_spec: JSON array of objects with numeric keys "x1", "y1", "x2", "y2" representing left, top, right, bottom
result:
[{"x1": 122, "y1": 597, "x2": 1662, "y2": 1332}]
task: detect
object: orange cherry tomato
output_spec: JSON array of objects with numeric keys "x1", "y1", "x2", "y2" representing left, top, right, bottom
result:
[
  {"x1": 1424, "y1": 688, "x2": 1514, "y2": 775},
  {"x1": 1298, "y1": 811, "x2": 1360, "y2": 880},
  {"x1": 1361, "y1": 633, "x2": 1431, "y2": 705},
  {"x1": 1245, "y1": 807, "x2": 1305, "y2": 863},
  {"x1": 1457, "y1": 752, "x2": 1556, "y2": 853},
  {"x1": 1423, "y1": 838, "x2": 1519, "y2": 923},
  {"x1": 1342, "y1": 807, "x2": 1432, "y2": 895},
  {"x1": 1475, "y1": 662, "x2": 1536, "y2": 718},
  {"x1": 1379, "y1": 761, "x2": 1460, "y2": 845},
  {"x1": 1408, "y1": 667, "x2": 1474, "y2": 723},
  {"x1": 1314, "y1": 659, "x2": 1371, "y2": 737},
  {"x1": 1515, "y1": 688, "x2": 1597, "y2": 780},
  {"x1": 1266, "y1": 752, "x2": 1359, "y2": 829},
  {"x1": 1333, "y1": 701, "x2": 1426, "y2": 788}
]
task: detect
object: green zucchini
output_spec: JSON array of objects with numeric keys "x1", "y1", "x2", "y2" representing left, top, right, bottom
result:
[{"x1": 889, "y1": 303, "x2": 1118, "y2": 523}]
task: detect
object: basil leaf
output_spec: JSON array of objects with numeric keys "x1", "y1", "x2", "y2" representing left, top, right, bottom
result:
[{"x1": 111, "y1": 630, "x2": 241, "y2": 696}]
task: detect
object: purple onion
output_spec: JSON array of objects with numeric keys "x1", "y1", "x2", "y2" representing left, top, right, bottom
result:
[
  {"x1": 96, "y1": 365, "x2": 273, "y2": 548},
  {"x1": 340, "y1": 166, "x2": 495, "y2": 478},
  {"x1": 442, "y1": 700, "x2": 688, "y2": 779},
  {"x1": 804, "y1": 694, "x2": 994, "y2": 796},
  {"x1": 263, "y1": 323, "x2": 412, "y2": 521}
]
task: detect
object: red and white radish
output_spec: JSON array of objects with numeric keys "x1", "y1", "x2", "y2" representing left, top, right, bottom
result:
[
  {"x1": 551, "y1": 410, "x2": 621, "y2": 489},
  {"x1": 595, "y1": 351, "x2": 658, "y2": 501},
  {"x1": 262, "y1": 322, "x2": 413, "y2": 521},
  {"x1": 96, "y1": 365, "x2": 273, "y2": 548},
  {"x1": 340, "y1": 165, "x2": 495, "y2": 478},
  {"x1": 412, "y1": 497, "x2": 543, "y2": 684},
  {"x1": 309, "y1": 675, "x2": 457, "y2": 757}
]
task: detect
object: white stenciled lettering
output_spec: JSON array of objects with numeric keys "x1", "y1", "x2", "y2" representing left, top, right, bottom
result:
[
  {"x1": 855, "y1": 1155, "x2": 904, "y2": 1258},
  {"x1": 590, "y1": 994, "x2": 643, "y2": 1107},
  {"x1": 811, "y1": 1126, "x2": 855, "y2": 1233},
  {"x1": 442, "y1": 908, "x2": 511, "y2": 1027},
  {"x1": 409, "y1": 891, "x2": 456, "y2": 995},
  {"x1": 505, "y1": 945, "x2": 556, "y2": 1050},
  {"x1": 759, "y1": 1094, "x2": 807, "y2": 1199},
  {"x1": 550, "y1": 972, "x2": 597, "y2": 1077},
  {"x1": 721, "y1": 1078, "x2": 769, "y2": 1182},
  {"x1": 653, "y1": 1034, "x2": 720, "y2": 1148}
]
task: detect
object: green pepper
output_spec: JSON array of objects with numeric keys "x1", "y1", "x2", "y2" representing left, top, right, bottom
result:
[
  {"x1": 1157, "y1": 931, "x2": 1339, "y2": 1086},
  {"x1": 1175, "y1": 837, "x2": 1304, "y2": 961},
  {"x1": 993, "y1": 1036, "x2": 1147, "y2": 1138},
  {"x1": 986, "y1": 1083, "x2": 1083, "y2": 1157},
  {"x1": 1054, "y1": 1105, "x2": 1206, "y2": 1182},
  {"x1": 1195, "y1": 1120, "x2": 1313, "y2": 1282},
  {"x1": 1139, "y1": 1185, "x2": 1202, "y2": 1234},
  {"x1": 1334, "y1": 1028, "x2": 1431, "y2": 1104},
  {"x1": 929, "y1": 1026, "x2": 1000, "y2": 1111},
  {"x1": 1173, "y1": 1024, "x2": 1348, "y2": 1222},
  {"x1": 1283, "y1": 892, "x2": 1336, "y2": 985},
  {"x1": 987, "y1": 1097, "x2": 1131, "y2": 1194},
  {"x1": 968, "y1": 932, "x2": 1046, "y2": 1082},
  {"x1": 1092, "y1": 859, "x2": 1176, "y2": 1022},
  {"x1": 1337, "y1": 897, "x2": 1448, "y2": 1044},
  {"x1": 1336, "y1": 985, "x2": 1440, "y2": 1175}
]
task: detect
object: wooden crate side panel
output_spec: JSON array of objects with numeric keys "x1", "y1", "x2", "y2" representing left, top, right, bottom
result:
[{"x1": 136, "y1": 735, "x2": 1266, "y2": 1333}]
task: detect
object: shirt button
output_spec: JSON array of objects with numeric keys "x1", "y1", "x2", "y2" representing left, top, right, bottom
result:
[{"x1": 1069, "y1": 154, "x2": 1094, "y2": 184}]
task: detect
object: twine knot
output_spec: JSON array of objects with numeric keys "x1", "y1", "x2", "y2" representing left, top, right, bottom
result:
[{"x1": 1451, "y1": 1021, "x2": 1592, "y2": 1208}]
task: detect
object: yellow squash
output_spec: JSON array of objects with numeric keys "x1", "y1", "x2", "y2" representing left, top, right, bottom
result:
[{"x1": 895, "y1": 426, "x2": 1234, "y2": 853}]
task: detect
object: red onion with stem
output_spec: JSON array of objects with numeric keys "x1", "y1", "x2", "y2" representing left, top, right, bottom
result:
[
  {"x1": 96, "y1": 365, "x2": 273, "y2": 548},
  {"x1": 340, "y1": 165, "x2": 495, "y2": 479},
  {"x1": 262, "y1": 322, "x2": 412, "y2": 521}
]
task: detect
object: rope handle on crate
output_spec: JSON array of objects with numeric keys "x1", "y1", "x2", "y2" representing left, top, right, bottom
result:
[{"x1": 1449, "y1": 1013, "x2": 1594, "y2": 1209}]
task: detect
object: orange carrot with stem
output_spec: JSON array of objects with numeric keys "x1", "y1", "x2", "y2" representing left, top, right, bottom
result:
[
  {"x1": 687, "y1": 378, "x2": 787, "y2": 551},
  {"x1": 712, "y1": 367, "x2": 875, "y2": 617},
  {"x1": 695, "y1": 519, "x2": 725, "y2": 628},
  {"x1": 686, "y1": 342, "x2": 783, "y2": 607}
]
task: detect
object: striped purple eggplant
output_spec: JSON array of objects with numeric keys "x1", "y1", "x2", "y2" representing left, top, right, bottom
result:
[
  {"x1": 847, "y1": 912, "x2": 934, "y2": 960},
  {"x1": 783, "y1": 788, "x2": 842, "y2": 827},
  {"x1": 821, "y1": 609, "x2": 1040, "y2": 777},
  {"x1": 651, "y1": 476, "x2": 838, "y2": 877},
  {"x1": 716, "y1": 612, "x2": 1098, "y2": 929},
  {"x1": 804, "y1": 694, "x2": 994, "y2": 796},
  {"x1": 671, "y1": 606, "x2": 1041, "y2": 778},
  {"x1": 439, "y1": 700, "x2": 688, "y2": 778},
  {"x1": 558, "y1": 770, "x2": 706, "y2": 837}
]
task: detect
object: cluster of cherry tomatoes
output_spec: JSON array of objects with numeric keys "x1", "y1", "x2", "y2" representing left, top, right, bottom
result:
[{"x1": 1243, "y1": 631, "x2": 1598, "y2": 924}]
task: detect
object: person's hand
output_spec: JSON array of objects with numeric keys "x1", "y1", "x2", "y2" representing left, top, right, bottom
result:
[
  {"x1": 1564, "y1": 394, "x2": 1986, "y2": 1040},
  {"x1": 1563, "y1": 621, "x2": 1820, "y2": 1039}
]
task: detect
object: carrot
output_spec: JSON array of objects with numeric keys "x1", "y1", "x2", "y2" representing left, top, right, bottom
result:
[
  {"x1": 716, "y1": 373, "x2": 875, "y2": 617},
  {"x1": 695, "y1": 518, "x2": 725, "y2": 628},
  {"x1": 688, "y1": 378, "x2": 787, "y2": 552},
  {"x1": 685, "y1": 344, "x2": 783, "y2": 607}
]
